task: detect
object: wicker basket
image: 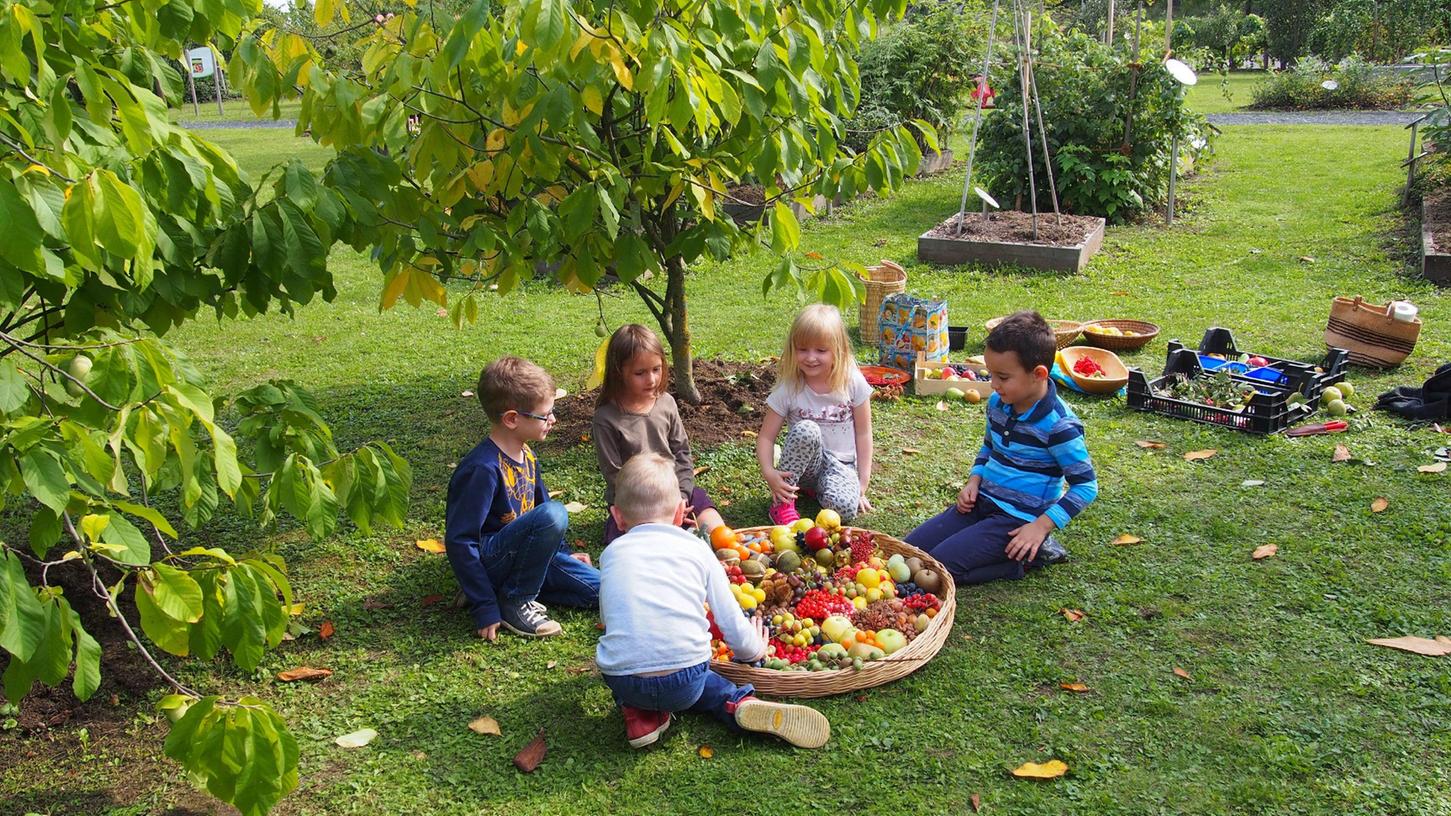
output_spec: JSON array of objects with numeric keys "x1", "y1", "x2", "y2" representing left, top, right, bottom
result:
[
  {"x1": 985, "y1": 316, "x2": 1083, "y2": 350},
  {"x1": 1080, "y1": 319, "x2": 1160, "y2": 352},
  {"x1": 1324, "y1": 296, "x2": 1422, "y2": 368},
  {"x1": 711, "y1": 527, "x2": 956, "y2": 698},
  {"x1": 857, "y1": 261, "x2": 907, "y2": 339}
]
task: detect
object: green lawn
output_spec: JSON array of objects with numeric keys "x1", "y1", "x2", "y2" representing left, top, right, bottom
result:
[
  {"x1": 3, "y1": 123, "x2": 1450, "y2": 816},
  {"x1": 1184, "y1": 70, "x2": 1267, "y2": 114}
]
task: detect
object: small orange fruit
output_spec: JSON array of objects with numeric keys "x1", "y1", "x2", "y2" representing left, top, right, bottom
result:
[{"x1": 710, "y1": 526, "x2": 737, "y2": 550}]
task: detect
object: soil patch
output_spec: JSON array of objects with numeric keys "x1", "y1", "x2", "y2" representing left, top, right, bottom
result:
[
  {"x1": 1424, "y1": 192, "x2": 1451, "y2": 252},
  {"x1": 727, "y1": 184, "x2": 766, "y2": 206},
  {"x1": 546, "y1": 358, "x2": 776, "y2": 451},
  {"x1": 928, "y1": 211, "x2": 1100, "y2": 246}
]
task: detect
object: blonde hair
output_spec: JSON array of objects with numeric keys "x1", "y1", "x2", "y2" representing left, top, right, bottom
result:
[
  {"x1": 478, "y1": 356, "x2": 555, "y2": 421},
  {"x1": 613, "y1": 453, "x2": 681, "y2": 525},
  {"x1": 777, "y1": 304, "x2": 856, "y2": 396},
  {"x1": 599, "y1": 324, "x2": 669, "y2": 407}
]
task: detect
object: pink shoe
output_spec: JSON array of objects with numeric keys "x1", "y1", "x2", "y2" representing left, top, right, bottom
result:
[
  {"x1": 768, "y1": 501, "x2": 800, "y2": 526},
  {"x1": 621, "y1": 706, "x2": 671, "y2": 748}
]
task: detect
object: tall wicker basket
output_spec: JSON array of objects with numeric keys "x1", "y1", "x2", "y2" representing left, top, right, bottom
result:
[
  {"x1": 1324, "y1": 296, "x2": 1421, "y2": 368},
  {"x1": 857, "y1": 261, "x2": 907, "y2": 339},
  {"x1": 711, "y1": 527, "x2": 956, "y2": 698}
]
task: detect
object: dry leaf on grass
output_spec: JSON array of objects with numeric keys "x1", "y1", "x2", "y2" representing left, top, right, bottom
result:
[
  {"x1": 697, "y1": 744, "x2": 714, "y2": 759},
  {"x1": 1173, "y1": 667, "x2": 1193, "y2": 680},
  {"x1": 935, "y1": 400, "x2": 949, "y2": 411},
  {"x1": 1241, "y1": 479, "x2": 1266, "y2": 487},
  {"x1": 546, "y1": 660, "x2": 557, "y2": 670},
  {"x1": 1366, "y1": 636, "x2": 1451, "y2": 657},
  {"x1": 1370, "y1": 497, "x2": 1389, "y2": 513},
  {"x1": 693, "y1": 466, "x2": 710, "y2": 477},
  {"x1": 513, "y1": 731, "x2": 547, "y2": 773},
  {"x1": 1252, "y1": 543, "x2": 1278, "y2": 560},
  {"x1": 461, "y1": 389, "x2": 475, "y2": 398},
  {"x1": 1184, "y1": 449, "x2": 1217, "y2": 462},
  {"x1": 362, "y1": 598, "x2": 394, "y2": 611},
  {"x1": 1061, "y1": 608, "x2": 1086, "y2": 623},
  {"x1": 415, "y1": 538, "x2": 446, "y2": 554},
  {"x1": 1112, "y1": 534, "x2": 1142, "y2": 546},
  {"x1": 319, "y1": 620, "x2": 335, "y2": 640},
  {"x1": 740, "y1": 429, "x2": 758, "y2": 438},
  {"x1": 335, "y1": 728, "x2": 377, "y2": 748},
  {"x1": 277, "y1": 667, "x2": 332, "y2": 683},
  {"x1": 420, "y1": 594, "x2": 444, "y2": 607},
  {"x1": 1060, "y1": 682, "x2": 1091, "y2": 693},
  {"x1": 548, "y1": 489, "x2": 564, "y2": 499},
  {"x1": 970, "y1": 793, "x2": 982, "y2": 812},
  {"x1": 1134, "y1": 440, "x2": 1167, "y2": 450},
  {"x1": 468, "y1": 716, "x2": 501, "y2": 736},
  {"x1": 1332, "y1": 444, "x2": 1351, "y2": 463},
  {"x1": 1298, "y1": 255, "x2": 1316, "y2": 263},
  {"x1": 562, "y1": 501, "x2": 588, "y2": 513},
  {"x1": 1011, "y1": 759, "x2": 1068, "y2": 779},
  {"x1": 901, "y1": 447, "x2": 920, "y2": 455},
  {"x1": 1418, "y1": 462, "x2": 1447, "y2": 474}
]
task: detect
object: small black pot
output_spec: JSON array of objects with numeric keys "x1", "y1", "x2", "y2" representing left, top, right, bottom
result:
[{"x1": 948, "y1": 325, "x2": 968, "y2": 351}]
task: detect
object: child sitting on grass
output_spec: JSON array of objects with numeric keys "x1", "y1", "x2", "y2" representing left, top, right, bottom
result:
[
  {"x1": 445, "y1": 356, "x2": 600, "y2": 640},
  {"x1": 906, "y1": 311, "x2": 1097, "y2": 584},
  {"x1": 596, "y1": 453, "x2": 831, "y2": 749}
]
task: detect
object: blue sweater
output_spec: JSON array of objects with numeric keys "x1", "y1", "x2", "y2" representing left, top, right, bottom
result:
[
  {"x1": 970, "y1": 381, "x2": 1098, "y2": 528},
  {"x1": 445, "y1": 437, "x2": 549, "y2": 628}
]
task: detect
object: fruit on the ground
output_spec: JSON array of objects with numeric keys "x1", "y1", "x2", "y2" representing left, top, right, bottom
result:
[
  {"x1": 1326, "y1": 399, "x2": 1348, "y2": 417},
  {"x1": 944, "y1": 386, "x2": 965, "y2": 400},
  {"x1": 912, "y1": 569, "x2": 942, "y2": 593},
  {"x1": 710, "y1": 526, "x2": 737, "y2": 550},
  {"x1": 65, "y1": 354, "x2": 93, "y2": 397},
  {"x1": 804, "y1": 526, "x2": 829, "y2": 550},
  {"x1": 1337, "y1": 381, "x2": 1354, "y2": 398},
  {"x1": 876, "y1": 628, "x2": 907, "y2": 654},
  {"x1": 1321, "y1": 386, "x2": 1343, "y2": 405},
  {"x1": 1287, "y1": 392, "x2": 1307, "y2": 406},
  {"x1": 815, "y1": 509, "x2": 842, "y2": 530},
  {"x1": 964, "y1": 389, "x2": 983, "y2": 404}
]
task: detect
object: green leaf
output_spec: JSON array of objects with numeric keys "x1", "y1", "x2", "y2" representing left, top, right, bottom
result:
[
  {"x1": 96, "y1": 170, "x2": 150, "y2": 261},
  {"x1": 100, "y1": 513, "x2": 152, "y2": 566},
  {"x1": 770, "y1": 201, "x2": 801, "y2": 253},
  {"x1": 27, "y1": 506, "x2": 61, "y2": 558},
  {"x1": 0, "y1": 549, "x2": 47, "y2": 662},
  {"x1": 0, "y1": 358, "x2": 29, "y2": 415},
  {"x1": 151, "y1": 563, "x2": 204, "y2": 623},
  {"x1": 164, "y1": 696, "x2": 299, "y2": 816},
  {"x1": 135, "y1": 569, "x2": 192, "y2": 656},
  {"x1": 19, "y1": 447, "x2": 70, "y2": 513},
  {"x1": 0, "y1": 182, "x2": 45, "y2": 274},
  {"x1": 71, "y1": 620, "x2": 101, "y2": 701},
  {"x1": 112, "y1": 499, "x2": 178, "y2": 538}
]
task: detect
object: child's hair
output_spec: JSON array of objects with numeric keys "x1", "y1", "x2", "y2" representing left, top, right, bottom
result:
[
  {"x1": 613, "y1": 453, "x2": 681, "y2": 524},
  {"x1": 598, "y1": 324, "x2": 669, "y2": 407},
  {"x1": 777, "y1": 304, "x2": 855, "y2": 395},
  {"x1": 985, "y1": 311, "x2": 1055, "y2": 371},
  {"x1": 478, "y1": 356, "x2": 555, "y2": 422}
]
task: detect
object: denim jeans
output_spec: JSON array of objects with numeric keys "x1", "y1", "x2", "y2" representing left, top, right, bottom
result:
[
  {"x1": 904, "y1": 496, "x2": 1030, "y2": 586},
  {"x1": 478, "y1": 501, "x2": 600, "y2": 609},
  {"x1": 601, "y1": 662, "x2": 754, "y2": 727}
]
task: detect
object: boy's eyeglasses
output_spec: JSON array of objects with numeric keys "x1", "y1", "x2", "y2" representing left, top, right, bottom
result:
[{"x1": 516, "y1": 409, "x2": 555, "y2": 422}]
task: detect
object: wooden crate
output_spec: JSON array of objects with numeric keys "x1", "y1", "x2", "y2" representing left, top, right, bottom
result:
[{"x1": 913, "y1": 352, "x2": 993, "y2": 398}]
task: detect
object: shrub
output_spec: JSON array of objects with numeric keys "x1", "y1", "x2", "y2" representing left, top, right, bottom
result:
[
  {"x1": 1249, "y1": 56, "x2": 1416, "y2": 110},
  {"x1": 975, "y1": 26, "x2": 1210, "y2": 222}
]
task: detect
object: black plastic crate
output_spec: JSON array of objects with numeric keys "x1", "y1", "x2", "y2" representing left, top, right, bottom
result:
[
  {"x1": 1127, "y1": 349, "x2": 1314, "y2": 435},
  {"x1": 1184, "y1": 327, "x2": 1349, "y2": 400}
]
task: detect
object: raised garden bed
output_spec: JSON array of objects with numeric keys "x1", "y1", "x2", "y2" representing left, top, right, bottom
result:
[
  {"x1": 917, "y1": 211, "x2": 1105, "y2": 272},
  {"x1": 723, "y1": 185, "x2": 833, "y2": 225},
  {"x1": 916, "y1": 148, "x2": 954, "y2": 177},
  {"x1": 1421, "y1": 196, "x2": 1451, "y2": 287}
]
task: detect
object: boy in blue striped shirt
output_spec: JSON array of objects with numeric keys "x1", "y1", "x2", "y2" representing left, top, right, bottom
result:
[{"x1": 906, "y1": 311, "x2": 1098, "y2": 584}]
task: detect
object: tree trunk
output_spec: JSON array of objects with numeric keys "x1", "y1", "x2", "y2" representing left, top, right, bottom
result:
[{"x1": 663, "y1": 255, "x2": 700, "y2": 404}]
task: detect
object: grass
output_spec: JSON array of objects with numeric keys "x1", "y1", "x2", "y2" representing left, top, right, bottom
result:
[
  {"x1": 4, "y1": 122, "x2": 1451, "y2": 816},
  {"x1": 1183, "y1": 70, "x2": 1267, "y2": 114},
  {"x1": 169, "y1": 96, "x2": 305, "y2": 125}
]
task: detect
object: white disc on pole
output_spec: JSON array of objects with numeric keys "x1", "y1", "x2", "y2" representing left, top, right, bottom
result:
[
  {"x1": 974, "y1": 187, "x2": 1000, "y2": 209},
  {"x1": 1321, "y1": 79, "x2": 1339, "y2": 91},
  {"x1": 1164, "y1": 58, "x2": 1197, "y2": 86}
]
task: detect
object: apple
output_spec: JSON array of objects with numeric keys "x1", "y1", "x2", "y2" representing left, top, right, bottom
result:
[
  {"x1": 876, "y1": 628, "x2": 907, "y2": 654},
  {"x1": 790, "y1": 519, "x2": 815, "y2": 534},
  {"x1": 769, "y1": 525, "x2": 796, "y2": 552},
  {"x1": 804, "y1": 526, "x2": 829, "y2": 550},
  {"x1": 821, "y1": 615, "x2": 855, "y2": 644},
  {"x1": 888, "y1": 560, "x2": 911, "y2": 582},
  {"x1": 815, "y1": 508, "x2": 842, "y2": 530},
  {"x1": 1246, "y1": 356, "x2": 1269, "y2": 368},
  {"x1": 944, "y1": 386, "x2": 965, "y2": 400}
]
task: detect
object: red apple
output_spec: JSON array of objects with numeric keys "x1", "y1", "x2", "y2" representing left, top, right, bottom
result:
[{"x1": 804, "y1": 526, "x2": 829, "y2": 550}]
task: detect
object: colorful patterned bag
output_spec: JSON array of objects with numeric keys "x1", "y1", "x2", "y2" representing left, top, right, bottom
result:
[{"x1": 877, "y1": 293, "x2": 948, "y2": 369}]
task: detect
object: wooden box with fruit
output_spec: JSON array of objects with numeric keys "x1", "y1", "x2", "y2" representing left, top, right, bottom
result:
[
  {"x1": 913, "y1": 352, "x2": 992, "y2": 401},
  {"x1": 707, "y1": 512, "x2": 956, "y2": 697}
]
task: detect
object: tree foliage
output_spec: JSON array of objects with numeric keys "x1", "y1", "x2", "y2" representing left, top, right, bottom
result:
[
  {"x1": 0, "y1": 0, "x2": 411, "y2": 812},
  {"x1": 232, "y1": 0, "x2": 929, "y2": 401}
]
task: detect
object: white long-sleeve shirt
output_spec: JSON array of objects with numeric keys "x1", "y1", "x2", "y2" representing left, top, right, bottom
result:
[{"x1": 596, "y1": 523, "x2": 766, "y2": 676}]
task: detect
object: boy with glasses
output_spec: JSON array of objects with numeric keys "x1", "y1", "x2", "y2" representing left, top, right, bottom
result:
[{"x1": 445, "y1": 356, "x2": 600, "y2": 639}]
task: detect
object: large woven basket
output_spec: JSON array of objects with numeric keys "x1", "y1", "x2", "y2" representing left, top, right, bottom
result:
[
  {"x1": 1080, "y1": 319, "x2": 1160, "y2": 352},
  {"x1": 985, "y1": 316, "x2": 1083, "y2": 350},
  {"x1": 1324, "y1": 296, "x2": 1421, "y2": 367},
  {"x1": 857, "y1": 261, "x2": 907, "y2": 339},
  {"x1": 712, "y1": 527, "x2": 956, "y2": 698}
]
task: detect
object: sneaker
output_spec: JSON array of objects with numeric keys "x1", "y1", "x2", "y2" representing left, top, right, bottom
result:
[
  {"x1": 500, "y1": 600, "x2": 562, "y2": 637},
  {"x1": 768, "y1": 501, "x2": 800, "y2": 526},
  {"x1": 1031, "y1": 535, "x2": 1069, "y2": 568},
  {"x1": 729, "y1": 696, "x2": 830, "y2": 748},
  {"x1": 621, "y1": 706, "x2": 671, "y2": 748}
]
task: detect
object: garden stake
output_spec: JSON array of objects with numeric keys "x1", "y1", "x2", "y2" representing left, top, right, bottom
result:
[
  {"x1": 1121, "y1": 0, "x2": 1145, "y2": 153},
  {"x1": 1025, "y1": 17, "x2": 1061, "y2": 223},
  {"x1": 954, "y1": 0, "x2": 1002, "y2": 237},
  {"x1": 1015, "y1": 0, "x2": 1039, "y2": 238}
]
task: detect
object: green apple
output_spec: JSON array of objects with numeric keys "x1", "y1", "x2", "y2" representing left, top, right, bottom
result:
[
  {"x1": 887, "y1": 560, "x2": 911, "y2": 583},
  {"x1": 1326, "y1": 398, "x2": 1348, "y2": 417},
  {"x1": 1321, "y1": 386, "x2": 1343, "y2": 405},
  {"x1": 876, "y1": 628, "x2": 907, "y2": 654},
  {"x1": 944, "y1": 386, "x2": 965, "y2": 400},
  {"x1": 821, "y1": 615, "x2": 855, "y2": 644},
  {"x1": 769, "y1": 525, "x2": 797, "y2": 552}
]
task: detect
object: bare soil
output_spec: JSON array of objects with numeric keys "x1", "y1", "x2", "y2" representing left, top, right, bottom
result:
[{"x1": 927, "y1": 211, "x2": 1100, "y2": 246}]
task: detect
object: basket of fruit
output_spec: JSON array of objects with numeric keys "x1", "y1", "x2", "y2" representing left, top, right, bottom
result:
[
  {"x1": 708, "y1": 516, "x2": 957, "y2": 697},
  {"x1": 1080, "y1": 319, "x2": 1160, "y2": 352},
  {"x1": 985, "y1": 316, "x2": 1082, "y2": 350},
  {"x1": 1057, "y1": 347, "x2": 1129, "y2": 394}
]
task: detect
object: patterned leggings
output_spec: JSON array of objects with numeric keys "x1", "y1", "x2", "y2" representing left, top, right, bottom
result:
[{"x1": 777, "y1": 420, "x2": 860, "y2": 521}]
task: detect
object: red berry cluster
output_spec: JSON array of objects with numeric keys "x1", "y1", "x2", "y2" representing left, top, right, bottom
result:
[
  {"x1": 795, "y1": 588, "x2": 854, "y2": 620},
  {"x1": 904, "y1": 593, "x2": 942, "y2": 613},
  {"x1": 770, "y1": 639, "x2": 819, "y2": 665},
  {"x1": 723, "y1": 564, "x2": 747, "y2": 585},
  {"x1": 833, "y1": 564, "x2": 861, "y2": 583},
  {"x1": 849, "y1": 531, "x2": 876, "y2": 564}
]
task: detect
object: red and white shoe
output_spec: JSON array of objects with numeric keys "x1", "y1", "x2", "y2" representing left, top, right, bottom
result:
[
  {"x1": 768, "y1": 501, "x2": 800, "y2": 526},
  {"x1": 621, "y1": 706, "x2": 671, "y2": 748}
]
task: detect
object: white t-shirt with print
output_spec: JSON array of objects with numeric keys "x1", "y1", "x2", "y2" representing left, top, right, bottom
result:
[{"x1": 766, "y1": 369, "x2": 873, "y2": 464}]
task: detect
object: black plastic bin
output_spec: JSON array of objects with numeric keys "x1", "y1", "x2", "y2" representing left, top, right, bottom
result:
[
  {"x1": 1189, "y1": 327, "x2": 1349, "y2": 400},
  {"x1": 1127, "y1": 348, "x2": 1314, "y2": 434}
]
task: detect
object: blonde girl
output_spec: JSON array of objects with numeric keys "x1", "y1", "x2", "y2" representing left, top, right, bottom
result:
[
  {"x1": 757, "y1": 305, "x2": 874, "y2": 525},
  {"x1": 592, "y1": 325, "x2": 725, "y2": 545}
]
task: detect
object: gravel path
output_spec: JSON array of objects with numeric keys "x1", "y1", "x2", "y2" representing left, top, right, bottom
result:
[
  {"x1": 1207, "y1": 111, "x2": 1422, "y2": 126},
  {"x1": 177, "y1": 119, "x2": 298, "y2": 129}
]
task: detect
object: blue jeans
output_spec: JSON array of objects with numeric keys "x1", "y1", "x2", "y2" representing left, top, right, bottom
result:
[
  {"x1": 477, "y1": 502, "x2": 600, "y2": 611},
  {"x1": 601, "y1": 662, "x2": 754, "y2": 727},
  {"x1": 905, "y1": 496, "x2": 1031, "y2": 586}
]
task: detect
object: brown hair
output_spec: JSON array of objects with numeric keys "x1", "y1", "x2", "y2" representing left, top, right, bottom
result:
[
  {"x1": 598, "y1": 324, "x2": 669, "y2": 407},
  {"x1": 478, "y1": 356, "x2": 555, "y2": 421},
  {"x1": 985, "y1": 310, "x2": 1055, "y2": 370}
]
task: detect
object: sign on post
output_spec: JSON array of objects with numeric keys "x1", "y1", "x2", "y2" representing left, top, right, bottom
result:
[{"x1": 186, "y1": 47, "x2": 216, "y2": 79}]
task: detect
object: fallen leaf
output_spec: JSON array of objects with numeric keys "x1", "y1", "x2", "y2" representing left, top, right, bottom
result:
[
  {"x1": 363, "y1": 598, "x2": 394, "y2": 610},
  {"x1": 1011, "y1": 759, "x2": 1068, "y2": 779},
  {"x1": 1060, "y1": 682, "x2": 1091, "y2": 693},
  {"x1": 935, "y1": 400, "x2": 948, "y2": 411},
  {"x1": 468, "y1": 716, "x2": 501, "y2": 736},
  {"x1": 277, "y1": 667, "x2": 332, "y2": 683},
  {"x1": 1370, "y1": 497, "x2": 1389, "y2": 513},
  {"x1": 1298, "y1": 255, "x2": 1316, "y2": 263},
  {"x1": 741, "y1": 429, "x2": 758, "y2": 438},
  {"x1": 416, "y1": 538, "x2": 446, "y2": 554},
  {"x1": 461, "y1": 389, "x2": 475, "y2": 398},
  {"x1": 319, "y1": 620, "x2": 335, "y2": 640},
  {"x1": 697, "y1": 744, "x2": 714, "y2": 759},
  {"x1": 719, "y1": 498, "x2": 732, "y2": 507},
  {"x1": 854, "y1": 694, "x2": 868, "y2": 703},
  {"x1": 1173, "y1": 667, "x2": 1193, "y2": 681},
  {"x1": 420, "y1": 594, "x2": 444, "y2": 607},
  {"x1": 901, "y1": 447, "x2": 920, "y2": 455},
  {"x1": 1061, "y1": 608, "x2": 1086, "y2": 623},
  {"x1": 1249, "y1": 247, "x2": 1263, "y2": 254},
  {"x1": 1184, "y1": 449, "x2": 1217, "y2": 462},
  {"x1": 1366, "y1": 636, "x2": 1451, "y2": 657},
  {"x1": 335, "y1": 728, "x2": 378, "y2": 748},
  {"x1": 1332, "y1": 444, "x2": 1351, "y2": 463},
  {"x1": 288, "y1": 602, "x2": 305, "y2": 616},
  {"x1": 1134, "y1": 440, "x2": 1167, "y2": 449},
  {"x1": 548, "y1": 489, "x2": 564, "y2": 499},
  {"x1": 546, "y1": 660, "x2": 557, "y2": 670},
  {"x1": 1111, "y1": 290, "x2": 1129, "y2": 296},
  {"x1": 1252, "y1": 543, "x2": 1278, "y2": 560},
  {"x1": 1418, "y1": 462, "x2": 1447, "y2": 474},
  {"x1": 1112, "y1": 534, "x2": 1142, "y2": 546},
  {"x1": 563, "y1": 501, "x2": 588, "y2": 513},
  {"x1": 970, "y1": 793, "x2": 982, "y2": 812},
  {"x1": 693, "y1": 466, "x2": 710, "y2": 477},
  {"x1": 513, "y1": 730, "x2": 547, "y2": 773}
]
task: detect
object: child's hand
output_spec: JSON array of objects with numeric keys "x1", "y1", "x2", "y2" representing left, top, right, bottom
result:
[
  {"x1": 765, "y1": 469, "x2": 798, "y2": 504},
  {"x1": 681, "y1": 504, "x2": 698, "y2": 529},
  {"x1": 569, "y1": 552, "x2": 593, "y2": 567},
  {"x1": 857, "y1": 492, "x2": 873, "y2": 514},
  {"x1": 477, "y1": 623, "x2": 501, "y2": 642},
  {"x1": 956, "y1": 479, "x2": 980, "y2": 513},
  {"x1": 1005, "y1": 517, "x2": 1055, "y2": 562}
]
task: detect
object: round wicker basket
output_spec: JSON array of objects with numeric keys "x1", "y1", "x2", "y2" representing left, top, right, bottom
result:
[
  {"x1": 1080, "y1": 319, "x2": 1160, "y2": 352},
  {"x1": 985, "y1": 316, "x2": 1083, "y2": 350},
  {"x1": 711, "y1": 527, "x2": 956, "y2": 698}
]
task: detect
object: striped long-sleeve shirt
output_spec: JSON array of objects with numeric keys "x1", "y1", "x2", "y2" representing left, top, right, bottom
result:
[{"x1": 970, "y1": 380, "x2": 1098, "y2": 528}]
